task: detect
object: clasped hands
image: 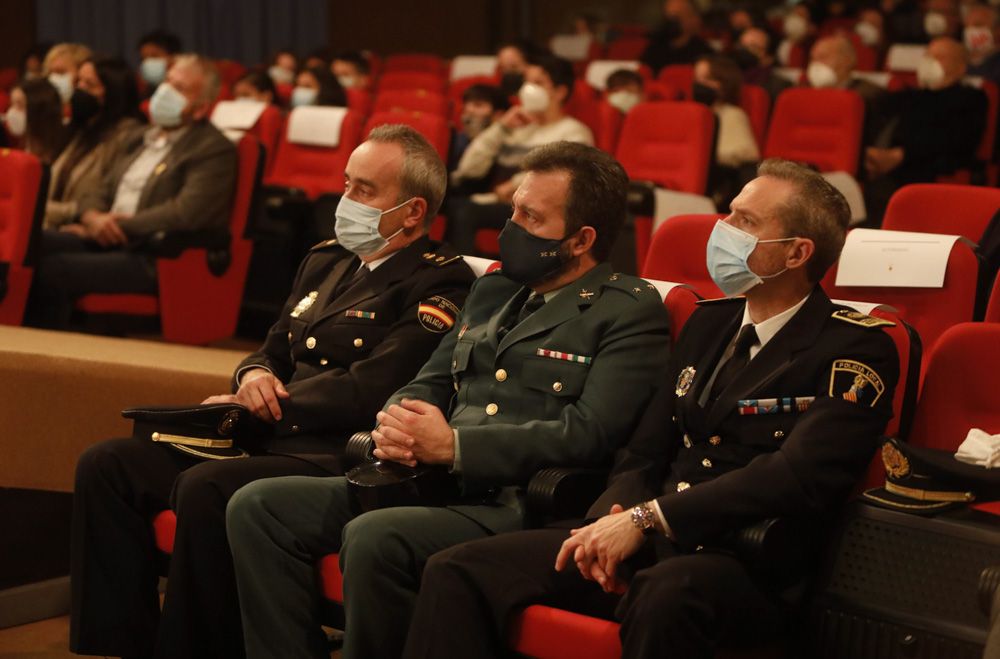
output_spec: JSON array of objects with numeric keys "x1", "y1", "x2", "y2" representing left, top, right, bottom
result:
[
  {"x1": 371, "y1": 398, "x2": 455, "y2": 467},
  {"x1": 554, "y1": 504, "x2": 648, "y2": 595},
  {"x1": 63, "y1": 210, "x2": 133, "y2": 247}
]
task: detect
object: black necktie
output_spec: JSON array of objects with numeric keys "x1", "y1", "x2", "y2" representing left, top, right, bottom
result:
[
  {"x1": 333, "y1": 262, "x2": 368, "y2": 300},
  {"x1": 709, "y1": 324, "x2": 758, "y2": 401},
  {"x1": 517, "y1": 294, "x2": 546, "y2": 325}
]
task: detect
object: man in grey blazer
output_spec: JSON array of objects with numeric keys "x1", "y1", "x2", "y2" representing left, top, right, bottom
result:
[{"x1": 28, "y1": 53, "x2": 237, "y2": 329}]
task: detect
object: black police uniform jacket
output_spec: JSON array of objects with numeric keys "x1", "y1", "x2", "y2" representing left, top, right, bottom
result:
[
  {"x1": 233, "y1": 236, "x2": 475, "y2": 456},
  {"x1": 589, "y1": 287, "x2": 900, "y2": 551}
]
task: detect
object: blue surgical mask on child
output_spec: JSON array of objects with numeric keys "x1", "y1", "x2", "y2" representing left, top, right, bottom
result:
[
  {"x1": 334, "y1": 196, "x2": 413, "y2": 256},
  {"x1": 705, "y1": 220, "x2": 797, "y2": 296}
]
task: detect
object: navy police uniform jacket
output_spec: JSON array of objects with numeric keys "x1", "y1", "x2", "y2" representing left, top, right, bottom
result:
[
  {"x1": 589, "y1": 287, "x2": 900, "y2": 549},
  {"x1": 234, "y1": 236, "x2": 475, "y2": 454}
]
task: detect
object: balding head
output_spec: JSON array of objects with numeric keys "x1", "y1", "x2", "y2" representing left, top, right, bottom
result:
[
  {"x1": 740, "y1": 27, "x2": 771, "y2": 58},
  {"x1": 810, "y1": 35, "x2": 857, "y2": 84},
  {"x1": 928, "y1": 36, "x2": 969, "y2": 84}
]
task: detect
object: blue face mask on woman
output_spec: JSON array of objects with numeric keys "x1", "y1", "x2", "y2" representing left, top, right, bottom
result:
[
  {"x1": 705, "y1": 220, "x2": 797, "y2": 296},
  {"x1": 291, "y1": 86, "x2": 318, "y2": 108},
  {"x1": 334, "y1": 195, "x2": 412, "y2": 256}
]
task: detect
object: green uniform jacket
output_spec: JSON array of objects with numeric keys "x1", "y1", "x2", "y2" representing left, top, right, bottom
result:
[{"x1": 386, "y1": 262, "x2": 672, "y2": 528}]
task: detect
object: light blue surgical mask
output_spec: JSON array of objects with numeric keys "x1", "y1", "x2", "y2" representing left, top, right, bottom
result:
[
  {"x1": 706, "y1": 220, "x2": 796, "y2": 296},
  {"x1": 335, "y1": 195, "x2": 413, "y2": 256},
  {"x1": 149, "y1": 82, "x2": 188, "y2": 128},
  {"x1": 47, "y1": 73, "x2": 73, "y2": 103},
  {"x1": 141, "y1": 57, "x2": 168, "y2": 86},
  {"x1": 291, "y1": 86, "x2": 318, "y2": 108}
]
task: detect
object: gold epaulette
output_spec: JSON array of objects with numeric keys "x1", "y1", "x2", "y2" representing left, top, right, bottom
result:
[
  {"x1": 422, "y1": 252, "x2": 462, "y2": 267},
  {"x1": 832, "y1": 309, "x2": 896, "y2": 328}
]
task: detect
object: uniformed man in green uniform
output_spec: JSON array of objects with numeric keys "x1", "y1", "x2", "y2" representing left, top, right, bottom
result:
[{"x1": 226, "y1": 141, "x2": 673, "y2": 659}]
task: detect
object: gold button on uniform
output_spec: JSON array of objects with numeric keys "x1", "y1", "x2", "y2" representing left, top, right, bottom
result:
[
  {"x1": 495, "y1": 369, "x2": 507, "y2": 382},
  {"x1": 353, "y1": 338, "x2": 364, "y2": 348},
  {"x1": 702, "y1": 458, "x2": 713, "y2": 468},
  {"x1": 291, "y1": 425, "x2": 300, "y2": 432},
  {"x1": 306, "y1": 337, "x2": 317, "y2": 349},
  {"x1": 709, "y1": 435, "x2": 722, "y2": 446},
  {"x1": 287, "y1": 331, "x2": 293, "y2": 341},
  {"x1": 552, "y1": 381, "x2": 563, "y2": 392},
  {"x1": 319, "y1": 358, "x2": 329, "y2": 366},
  {"x1": 773, "y1": 430, "x2": 785, "y2": 439},
  {"x1": 677, "y1": 481, "x2": 691, "y2": 491},
  {"x1": 683, "y1": 434, "x2": 692, "y2": 448},
  {"x1": 485, "y1": 403, "x2": 499, "y2": 416}
]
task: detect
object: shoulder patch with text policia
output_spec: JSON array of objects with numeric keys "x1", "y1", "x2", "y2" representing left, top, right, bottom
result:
[
  {"x1": 829, "y1": 359, "x2": 886, "y2": 407},
  {"x1": 831, "y1": 309, "x2": 895, "y2": 328},
  {"x1": 418, "y1": 296, "x2": 459, "y2": 333}
]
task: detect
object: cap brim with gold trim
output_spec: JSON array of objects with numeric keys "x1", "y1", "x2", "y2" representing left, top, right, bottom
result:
[{"x1": 122, "y1": 403, "x2": 263, "y2": 460}]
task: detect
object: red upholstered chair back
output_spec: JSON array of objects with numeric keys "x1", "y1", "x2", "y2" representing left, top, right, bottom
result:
[
  {"x1": 346, "y1": 88, "x2": 372, "y2": 117},
  {"x1": 740, "y1": 84, "x2": 770, "y2": 149},
  {"x1": 657, "y1": 64, "x2": 694, "y2": 98},
  {"x1": 0, "y1": 148, "x2": 45, "y2": 325},
  {"x1": 382, "y1": 54, "x2": 449, "y2": 76},
  {"x1": 615, "y1": 101, "x2": 715, "y2": 193},
  {"x1": 376, "y1": 71, "x2": 447, "y2": 95},
  {"x1": 763, "y1": 88, "x2": 865, "y2": 175},
  {"x1": 594, "y1": 101, "x2": 625, "y2": 154},
  {"x1": 363, "y1": 110, "x2": 451, "y2": 162},
  {"x1": 605, "y1": 36, "x2": 649, "y2": 60},
  {"x1": 906, "y1": 323, "x2": 1000, "y2": 452},
  {"x1": 245, "y1": 105, "x2": 283, "y2": 175},
  {"x1": 987, "y1": 272, "x2": 1000, "y2": 322},
  {"x1": 651, "y1": 281, "x2": 701, "y2": 343},
  {"x1": 882, "y1": 183, "x2": 1000, "y2": 244},
  {"x1": 373, "y1": 89, "x2": 449, "y2": 117},
  {"x1": 641, "y1": 214, "x2": 725, "y2": 299},
  {"x1": 265, "y1": 110, "x2": 364, "y2": 199}
]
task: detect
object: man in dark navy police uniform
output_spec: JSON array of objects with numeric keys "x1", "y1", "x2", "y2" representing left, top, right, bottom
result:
[
  {"x1": 69, "y1": 125, "x2": 475, "y2": 659},
  {"x1": 403, "y1": 159, "x2": 901, "y2": 659}
]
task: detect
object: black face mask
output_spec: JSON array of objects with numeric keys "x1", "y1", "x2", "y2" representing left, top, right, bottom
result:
[
  {"x1": 70, "y1": 88, "x2": 101, "y2": 125},
  {"x1": 731, "y1": 47, "x2": 761, "y2": 71},
  {"x1": 692, "y1": 82, "x2": 718, "y2": 106},
  {"x1": 498, "y1": 219, "x2": 574, "y2": 286},
  {"x1": 500, "y1": 72, "x2": 524, "y2": 98}
]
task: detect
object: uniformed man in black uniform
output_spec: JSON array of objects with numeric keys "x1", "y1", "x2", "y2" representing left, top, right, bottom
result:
[
  {"x1": 225, "y1": 142, "x2": 672, "y2": 659},
  {"x1": 69, "y1": 125, "x2": 475, "y2": 659},
  {"x1": 402, "y1": 159, "x2": 901, "y2": 659}
]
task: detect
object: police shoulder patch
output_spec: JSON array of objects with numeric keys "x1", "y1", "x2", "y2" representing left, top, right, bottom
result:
[
  {"x1": 829, "y1": 359, "x2": 886, "y2": 407},
  {"x1": 309, "y1": 238, "x2": 340, "y2": 251},
  {"x1": 418, "y1": 296, "x2": 459, "y2": 333},
  {"x1": 421, "y1": 252, "x2": 462, "y2": 267},
  {"x1": 831, "y1": 309, "x2": 895, "y2": 328}
]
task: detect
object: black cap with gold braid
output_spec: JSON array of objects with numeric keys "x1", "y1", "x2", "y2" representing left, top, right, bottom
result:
[{"x1": 122, "y1": 404, "x2": 270, "y2": 460}]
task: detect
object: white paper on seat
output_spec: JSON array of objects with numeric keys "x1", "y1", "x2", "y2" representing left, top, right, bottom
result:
[
  {"x1": 652, "y1": 189, "x2": 717, "y2": 233},
  {"x1": 774, "y1": 67, "x2": 802, "y2": 84},
  {"x1": 211, "y1": 100, "x2": 266, "y2": 131},
  {"x1": 831, "y1": 299, "x2": 898, "y2": 316},
  {"x1": 286, "y1": 106, "x2": 348, "y2": 147},
  {"x1": 461, "y1": 255, "x2": 498, "y2": 278},
  {"x1": 851, "y1": 71, "x2": 891, "y2": 88},
  {"x1": 821, "y1": 171, "x2": 867, "y2": 225},
  {"x1": 550, "y1": 34, "x2": 593, "y2": 61},
  {"x1": 586, "y1": 60, "x2": 640, "y2": 90},
  {"x1": 642, "y1": 278, "x2": 689, "y2": 302},
  {"x1": 450, "y1": 55, "x2": 497, "y2": 81},
  {"x1": 835, "y1": 228, "x2": 961, "y2": 288},
  {"x1": 221, "y1": 128, "x2": 245, "y2": 143},
  {"x1": 886, "y1": 44, "x2": 927, "y2": 71}
]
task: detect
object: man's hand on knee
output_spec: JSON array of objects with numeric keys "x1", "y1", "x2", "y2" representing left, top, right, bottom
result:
[{"x1": 234, "y1": 369, "x2": 290, "y2": 423}]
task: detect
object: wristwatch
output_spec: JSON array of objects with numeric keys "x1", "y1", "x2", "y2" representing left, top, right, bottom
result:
[{"x1": 630, "y1": 502, "x2": 659, "y2": 536}]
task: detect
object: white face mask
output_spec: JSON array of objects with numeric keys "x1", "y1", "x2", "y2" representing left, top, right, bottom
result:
[
  {"x1": 47, "y1": 72, "x2": 73, "y2": 103},
  {"x1": 783, "y1": 13, "x2": 809, "y2": 41},
  {"x1": 334, "y1": 195, "x2": 412, "y2": 256},
  {"x1": 916, "y1": 55, "x2": 947, "y2": 89},
  {"x1": 607, "y1": 90, "x2": 642, "y2": 113},
  {"x1": 4, "y1": 107, "x2": 26, "y2": 137},
  {"x1": 268, "y1": 65, "x2": 294, "y2": 86},
  {"x1": 807, "y1": 61, "x2": 838, "y2": 88},
  {"x1": 964, "y1": 25, "x2": 996, "y2": 58},
  {"x1": 518, "y1": 82, "x2": 550, "y2": 113},
  {"x1": 291, "y1": 86, "x2": 318, "y2": 108},
  {"x1": 855, "y1": 21, "x2": 881, "y2": 46},
  {"x1": 924, "y1": 11, "x2": 949, "y2": 37},
  {"x1": 337, "y1": 75, "x2": 356, "y2": 89}
]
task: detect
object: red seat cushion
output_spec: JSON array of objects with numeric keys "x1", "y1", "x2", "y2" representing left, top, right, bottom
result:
[{"x1": 153, "y1": 510, "x2": 176, "y2": 554}]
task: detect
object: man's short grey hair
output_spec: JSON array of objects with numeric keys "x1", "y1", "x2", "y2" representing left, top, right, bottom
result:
[
  {"x1": 172, "y1": 53, "x2": 221, "y2": 106},
  {"x1": 757, "y1": 159, "x2": 851, "y2": 283},
  {"x1": 366, "y1": 124, "x2": 447, "y2": 224}
]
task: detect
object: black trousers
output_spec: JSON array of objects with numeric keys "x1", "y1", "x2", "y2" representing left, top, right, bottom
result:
[
  {"x1": 69, "y1": 437, "x2": 335, "y2": 659},
  {"x1": 403, "y1": 527, "x2": 789, "y2": 659}
]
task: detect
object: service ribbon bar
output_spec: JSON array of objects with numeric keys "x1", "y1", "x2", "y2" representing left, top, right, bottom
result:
[
  {"x1": 346, "y1": 310, "x2": 376, "y2": 320},
  {"x1": 737, "y1": 396, "x2": 815, "y2": 415},
  {"x1": 536, "y1": 348, "x2": 592, "y2": 365}
]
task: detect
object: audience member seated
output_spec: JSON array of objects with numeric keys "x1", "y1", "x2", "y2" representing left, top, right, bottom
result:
[
  {"x1": 855, "y1": 7, "x2": 888, "y2": 54},
  {"x1": 232, "y1": 69, "x2": 277, "y2": 104},
  {"x1": 734, "y1": 26, "x2": 793, "y2": 102},
  {"x1": 26, "y1": 54, "x2": 237, "y2": 329},
  {"x1": 450, "y1": 83, "x2": 509, "y2": 168},
  {"x1": 965, "y1": 3, "x2": 1000, "y2": 84},
  {"x1": 693, "y1": 54, "x2": 760, "y2": 209},
  {"x1": 447, "y1": 54, "x2": 593, "y2": 254},
  {"x1": 864, "y1": 36, "x2": 987, "y2": 224},
  {"x1": 45, "y1": 57, "x2": 143, "y2": 230},
  {"x1": 68, "y1": 125, "x2": 475, "y2": 659},
  {"x1": 19, "y1": 43, "x2": 49, "y2": 82},
  {"x1": 292, "y1": 64, "x2": 347, "y2": 108},
  {"x1": 403, "y1": 159, "x2": 900, "y2": 659},
  {"x1": 921, "y1": 0, "x2": 962, "y2": 41},
  {"x1": 776, "y1": 4, "x2": 816, "y2": 66},
  {"x1": 137, "y1": 29, "x2": 182, "y2": 96},
  {"x1": 641, "y1": 0, "x2": 714, "y2": 74},
  {"x1": 7, "y1": 77, "x2": 69, "y2": 164},
  {"x1": 605, "y1": 68, "x2": 646, "y2": 114},
  {"x1": 331, "y1": 50, "x2": 373, "y2": 91},
  {"x1": 267, "y1": 48, "x2": 298, "y2": 87},
  {"x1": 497, "y1": 41, "x2": 532, "y2": 97},
  {"x1": 42, "y1": 42, "x2": 93, "y2": 105},
  {"x1": 226, "y1": 141, "x2": 672, "y2": 659}
]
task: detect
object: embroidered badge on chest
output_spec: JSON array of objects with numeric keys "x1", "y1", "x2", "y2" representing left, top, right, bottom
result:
[
  {"x1": 418, "y1": 296, "x2": 460, "y2": 333},
  {"x1": 675, "y1": 366, "x2": 696, "y2": 397},
  {"x1": 290, "y1": 291, "x2": 318, "y2": 318}
]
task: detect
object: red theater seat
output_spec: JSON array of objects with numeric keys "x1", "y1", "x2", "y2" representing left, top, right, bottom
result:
[
  {"x1": 763, "y1": 88, "x2": 865, "y2": 175},
  {"x1": 376, "y1": 71, "x2": 447, "y2": 95},
  {"x1": 741, "y1": 84, "x2": 770, "y2": 149},
  {"x1": 987, "y1": 272, "x2": 1000, "y2": 323},
  {"x1": 0, "y1": 149, "x2": 47, "y2": 325},
  {"x1": 363, "y1": 110, "x2": 450, "y2": 163},
  {"x1": 641, "y1": 213, "x2": 724, "y2": 299},
  {"x1": 605, "y1": 36, "x2": 649, "y2": 60},
  {"x1": 373, "y1": 89, "x2": 449, "y2": 117},
  {"x1": 265, "y1": 109, "x2": 364, "y2": 199},
  {"x1": 382, "y1": 54, "x2": 448, "y2": 76},
  {"x1": 882, "y1": 183, "x2": 1000, "y2": 243},
  {"x1": 345, "y1": 88, "x2": 372, "y2": 118},
  {"x1": 76, "y1": 135, "x2": 264, "y2": 345}
]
